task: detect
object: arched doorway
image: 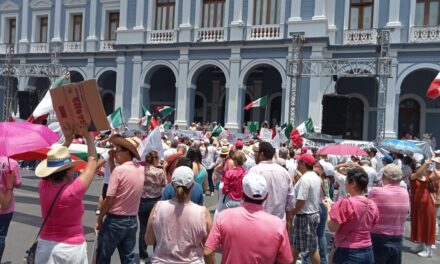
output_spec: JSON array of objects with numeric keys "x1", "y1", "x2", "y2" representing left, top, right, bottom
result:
[
  {"x1": 97, "y1": 70, "x2": 116, "y2": 115},
  {"x1": 146, "y1": 66, "x2": 176, "y2": 122},
  {"x1": 243, "y1": 65, "x2": 282, "y2": 125},
  {"x1": 69, "y1": 70, "x2": 85, "y2": 83},
  {"x1": 398, "y1": 99, "x2": 420, "y2": 139}
]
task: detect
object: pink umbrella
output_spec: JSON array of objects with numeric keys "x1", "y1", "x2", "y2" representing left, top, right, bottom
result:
[
  {"x1": 0, "y1": 122, "x2": 60, "y2": 157},
  {"x1": 317, "y1": 144, "x2": 368, "y2": 156}
]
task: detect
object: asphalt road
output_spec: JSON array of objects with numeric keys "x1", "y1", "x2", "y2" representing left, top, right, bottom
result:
[{"x1": 2, "y1": 169, "x2": 440, "y2": 264}]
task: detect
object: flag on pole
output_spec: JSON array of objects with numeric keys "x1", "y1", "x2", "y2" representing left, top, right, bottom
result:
[
  {"x1": 281, "y1": 123, "x2": 293, "y2": 139},
  {"x1": 426, "y1": 72, "x2": 440, "y2": 99},
  {"x1": 244, "y1": 96, "x2": 268, "y2": 110},
  {"x1": 247, "y1": 121, "x2": 259, "y2": 135},
  {"x1": 140, "y1": 126, "x2": 164, "y2": 160},
  {"x1": 150, "y1": 116, "x2": 159, "y2": 129},
  {"x1": 212, "y1": 125, "x2": 225, "y2": 138},
  {"x1": 107, "y1": 107, "x2": 123, "y2": 129},
  {"x1": 290, "y1": 118, "x2": 314, "y2": 149},
  {"x1": 156, "y1": 106, "x2": 175, "y2": 118},
  {"x1": 139, "y1": 105, "x2": 152, "y2": 126}
]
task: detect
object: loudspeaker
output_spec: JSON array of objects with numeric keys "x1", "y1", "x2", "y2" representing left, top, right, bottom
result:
[
  {"x1": 18, "y1": 91, "x2": 39, "y2": 120},
  {"x1": 321, "y1": 95, "x2": 349, "y2": 136}
]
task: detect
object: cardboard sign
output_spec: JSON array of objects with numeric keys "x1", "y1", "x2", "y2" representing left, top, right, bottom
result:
[
  {"x1": 259, "y1": 128, "x2": 273, "y2": 142},
  {"x1": 179, "y1": 130, "x2": 203, "y2": 140},
  {"x1": 50, "y1": 79, "x2": 110, "y2": 135}
]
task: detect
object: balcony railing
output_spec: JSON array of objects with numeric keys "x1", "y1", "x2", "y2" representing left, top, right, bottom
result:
[
  {"x1": 196, "y1": 28, "x2": 225, "y2": 42},
  {"x1": 0, "y1": 44, "x2": 16, "y2": 54},
  {"x1": 63, "y1": 41, "x2": 83, "y2": 52},
  {"x1": 248, "y1": 25, "x2": 281, "y2": 40},
  {"x1": 100, "y1": 40, "x2": 116, "y2": 51},
  {"x1": 410, "y1": 26, "x2": 440, "y2": 43},
  {"x1": 149, "y1": 30, "x2": 175, "y2": 44},
  {"x1": 30, "y1": 43, "x2": 49, "y2": 53},
  {"x1": 344, "y1": 29, "x2": 378, "y2": 45}
]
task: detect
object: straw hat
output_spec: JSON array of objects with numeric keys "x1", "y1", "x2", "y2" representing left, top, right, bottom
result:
[
  {"x1": 35, "y1": 146, "x2": 83, "y2": 178},
  {"x1": 109, "y1": 135, "x2": 141, "y2": 160},
  {"x1": 220, "y1": 145, "x2": 230, "y2": 156}
]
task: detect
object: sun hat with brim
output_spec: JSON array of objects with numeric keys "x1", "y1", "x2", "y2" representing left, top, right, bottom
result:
[
  {"x1": 432, "y1": 157, "x2": 440, "y2": 163},
  {"x1": 35, "y1": 146, "x2": 83, "y2": 178},
  {"x1": 109, "y1": 135, "x2": 141, "y2": 160},
  {"x1": 220, "y1": 145, "x2": 230, "y2": 156}
]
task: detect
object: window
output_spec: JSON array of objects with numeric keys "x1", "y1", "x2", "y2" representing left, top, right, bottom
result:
[
  {"x1": 108, "y1": 12, "x2": 119, "y2": 40},
  {"x1": 39, "y1": 16, "x2": 48, "y2": 43},
  {"x1": 202, "y1": 0, "x2": 225, "y2": 28},
  {"x1": 155, "y1": 0, "x2": 175, "y2": 30},
  {"x1": 72, "y1": 14, "x2": 83, "y2": 41},
  {"x1": 415, "y1": 0, "x2": 440, "y2": 26},
  {"x1": 349, "y1": 0, "x2": 374, "y2": 29},
  {"x1": 253, "y1": 0, "x2": 280, "y2": 25},
  {"x1": 8, "y1": 18, "x2": 16, "y2": 44}
]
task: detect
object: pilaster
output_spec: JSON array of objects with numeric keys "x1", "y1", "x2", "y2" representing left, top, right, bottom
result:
[
  {"x1": 230, "y1": 0, "x2": 244, "y2": 41},
  {"x1": 175, "y1": 49, "x2": 190, "y2": 127},
  {"x1": 225, "y1": 47, "x2": 242, "y2": 132},
  {"x1": 129, "y1": 56, "x2": 143, "y2": 125},
  {"x1": 384, "y1": 53, "x2": 399, "y2": 139},
  {"x1": 52, "y1": 0, "x2": 62, "y2": 42},
  {"x1": 179, "y1": 0, "x2": 192, "y2": 42},
  {"x1": 86, "y1": 0, "x2": 98, "y2": 52},
  {"x1": 18, "y1": 0, "x2": 29, "y2": 53},
  {"x1": 114, "y1": 56, "x2": 126, "y2": 111},
  {"x1": 308, "y1": 44, "x2": 326, "y2": 132},
  {"x1": 134, "y1": 0, "x2": 145, "y2": 30},
  {"x1": 313, "y1": 0, "x2": 326, "y2": 20},
  {"x1": 118, "y1": 0, "x2": 128, "y2": 30},
  {"x1": 386, "y1": 0, "x2": 402, "y2": 43}
]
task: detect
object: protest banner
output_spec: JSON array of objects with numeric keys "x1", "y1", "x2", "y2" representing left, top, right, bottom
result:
[
  {"x1": 259, "y1": 128, "x2": 273, "y2": 142},
  {"x1": 226, "y1": 133, "x2": 253, "y2": 144},
  {"x1": 50, "y1": 79, "x2": 110, "y2": 135},
  {"x1": 179, "y1": 130, "x2": 203, "y2": 140}
]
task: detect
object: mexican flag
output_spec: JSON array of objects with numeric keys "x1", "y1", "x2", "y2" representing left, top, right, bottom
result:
[
  {"x1": 244, "y1": 96, "x2": 268, "y2": 110},
  {"x1": 290, "y1": 118, "x2": 314, "y2": 148},
  {"x1": 212, "y1": 125, "x2": 225, "y2": 138},
  {"x1": 247, "y1": 121, "x2": 259, "y2": 135},
  {"x1": 139, "y1": 105, "x2": 152, "y2": 126},
  {"x1": 157, "y1": 106, "x2": 175, "y2": 118},
  {"x1": 426, "y1": 72, "x2": 440, "y2": 99},
  {"x1": 107, "y1": 107, "x2": 123, "y2": 129}
]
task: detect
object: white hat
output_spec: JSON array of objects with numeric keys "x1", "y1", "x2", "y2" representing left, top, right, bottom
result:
[
  {"x1": 319, "y1": 160, "x2": 335, "y2": 177},
  {"x1": 242, "y1": 173, "x2": 268, "y2": 200},
  {"x1": 171, "y1": 166, "x2": 194, "y2": 188},
  {"x1": 35, "y1": 146, "x2": 83, "y2": 178}
]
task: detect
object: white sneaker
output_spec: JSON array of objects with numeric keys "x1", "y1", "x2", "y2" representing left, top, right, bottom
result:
[
  {"x1": 417, "y1": 250, "x2": 432, "y2": 258},
  {"x1": 410, "y1": 244, "x2": 425, "y2": 253}
]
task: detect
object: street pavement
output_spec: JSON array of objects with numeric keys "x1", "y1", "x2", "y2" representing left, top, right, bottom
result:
[{"x1": 2, "y1": 169, "x2": 440, "y2": 263}]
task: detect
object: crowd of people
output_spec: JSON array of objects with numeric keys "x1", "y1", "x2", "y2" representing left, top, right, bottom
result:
[{"x1": 0, "y1": 122, "x2": 440, "y2": 264}]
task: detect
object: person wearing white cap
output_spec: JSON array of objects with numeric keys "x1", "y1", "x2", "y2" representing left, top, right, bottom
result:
[
  {"x1": 204, "y1": 173, "x2": 293, "y2": 264},
  {"x1": 146, "y1": 166, "x2": 213, "y2": 264}
]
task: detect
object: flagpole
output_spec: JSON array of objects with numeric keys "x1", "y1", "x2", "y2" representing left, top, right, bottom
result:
[{"x1": 264, "y1": 103, "x2": 268, "y2": 124}]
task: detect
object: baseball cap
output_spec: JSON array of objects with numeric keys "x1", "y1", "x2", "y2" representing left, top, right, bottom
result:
[
  {"x1": 382, "y1": 155, "x2": 393, "y2": 163},
  {"x1": 171, "y1": 166, "x2": 194, "y2": 188},
  {"x1": 235, "y1": 139, "x2": 244, "y2": 149},
  {"x1": 242, "y1": 173, "x2": 268, "y2": 200},
  {"x1": 295, "y1": 153, "x2": 316, "y2": 167},
  {"x1": 319, "y1": 160, "x2": 335, "y2": 176}
]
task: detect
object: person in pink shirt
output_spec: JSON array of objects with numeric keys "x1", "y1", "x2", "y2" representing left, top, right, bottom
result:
[
  {"x1": 368, "y1": 164, "x2": 409, "y2": 264},
  {"x1": 222, "y1": 150, "x2": 247, "y2": 208},
  {"x1": 323, "y1": 168, "x2": 379, "y2": 264},
  {"x1": 0, "y1": 157, "x2": 21, "y2": 263},
  {"x1": 34, "y1": 127, "x2": 98, "y2": 263},
  {"x1": 204, "y1": 172, "x2": 293, "y2": 264}
]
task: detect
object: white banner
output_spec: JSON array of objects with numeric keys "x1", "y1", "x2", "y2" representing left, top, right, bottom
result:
[{"x1": 259, "y1": 128, "x2": 273, "y2": 142}]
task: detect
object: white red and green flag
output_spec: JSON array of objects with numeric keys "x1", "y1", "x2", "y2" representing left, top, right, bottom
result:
[
  {"x1": 290, "y1": 118, "x2": 314, "y2": 148},
  {"x1": 426, "y1": 72, "x2": 440, "y2": 99},
  {"x1": 212, "y1": 125, "x2": 226, "y2": 138},
  {"x1": 156, "y1": 106, "x2": 175, "y2": 118},
  {"x1": 107, "y1": 107, "x2": 123, "y2": 128},
  {"x1": 139, "y1": 105, "x2": 152, "y2": 126},
  {"x1": 244, "y1": 95, "x2": 268, "y2": 110}
]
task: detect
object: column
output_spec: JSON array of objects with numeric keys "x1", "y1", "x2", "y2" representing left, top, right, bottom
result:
[
  {"x1": 85, "y1": 58, "x2": 95, "y2": 79},
  {"x1": 288, "y1": 0, "x2": 302, "y2": 22},
  {"x1": 313, "y1": 0, "x2": 326, "y2": 20},
  {"x1": 253, "y1": 80, "x2": 263, "y2": 121},
  {"x1": 179, "y1": 0, "x2": 192, "y2": 42},
  {"x1": 225, "y1": 47, "x2": 242, "y2": 132},
  {"x1": 142, "y1": 84, "x2": 151, "y2": 110},
  {"x1": 308, "y1": 44, "x2": 326, "y2": 132},
  {"x1": 326, "y1": 0, "x2": 337, "y2": 44},
  {"x1": 114, "y1": 56, "x2": 126, "y2": 111},
  {"x1": 134, "y1": 0, "x2": 145, "y2": 30},
  {"x1": 384, "y1": 54, "x2": 399, "y2": 139},
  {"x1": 118, "y1": 0, "x2": 128, "y2": 30},
  {"x1": 52, "y1": 0, "x2": 62, "y2": 42},
  {"x1": 211, "y1": 80, "x2": 221, "y2": 121},
  {"x1": 129, "y1": 56, "x2": 143, "y2": 125},
  {"x1": 175, "y1": 49, "x2": 190, "y2": 127},
  {"x1": 19, "y1": 0, "x2": 29, "y2": 53},
  {"x1": 230, "y1": 0, "x2": 244, "y2": 41},
  {"x1": 86, "y1": 0, "x2": 98, "y2": 52},
  {"x1": 386, "y1": 0, "x2": 402, "y2": 43}
]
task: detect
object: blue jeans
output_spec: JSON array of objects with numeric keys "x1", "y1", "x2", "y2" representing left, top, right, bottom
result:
[
  {"x1": 371, "y1": 233, "x2": 402, "y2": 264},
  {"x1": 334, "y1": 246, "x2": 374, "y2": 264},
  {"x1": 0, "y1": 213, "x2": 13, "y2": 263},
  {"x1": 97, "y1": 215, "x2": 138, "y2": 264},
  {"x1": 138, "y1": 197, "x2": 160, "y2": 260},
  {"x1": 302, "y1": 204, "x2": 328, "y2": 264}
]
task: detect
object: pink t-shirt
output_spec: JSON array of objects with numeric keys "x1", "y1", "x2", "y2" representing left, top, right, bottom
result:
[
  {"x1": 39, "y1": 178, "x2": 86, "y2": 244},
  {"x1": 0, "y1": 157, "x2": 22, "y2": 214},
  {"x1": 368, "y1": 184, "x2": 409, "y2": 236},
  {"x1": 205, "y1": 202, "x2": 293, "y2": 264},
  {"x1": 329, "y1": 196, "x2": 379, "y2": 248},
  {"x1": 107, "y1": 161, "x2": 144, "y2": 216},
  {"x1": 222, "y1": 167, "x2": 246, "y2": 200}
]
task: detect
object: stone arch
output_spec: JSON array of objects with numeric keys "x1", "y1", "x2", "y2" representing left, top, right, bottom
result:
[
  {"x1": 399, "y1": 93, "x2": 426, "y2": 138},
  {"x1": 187, "y1": 60, "x2": 230, "y2": 87},
  {"x1": 239, "y1": 59, "x2": 287, "y2": 88},
  {"x1": 96, "y1": 67, "x2": 117, "y2": 81},
  {"x1": 140, "y1": 60, "x2": 178, "y2": 85},
  {"x1": 67, "y1": 67, "x2": 87, "y2": 81},
  {"x1": 97, "y1": 70, "x2": 117, "y2": 115},
  {"x1": 396, "y1": 63, "x2": 440, "y2": 94}
]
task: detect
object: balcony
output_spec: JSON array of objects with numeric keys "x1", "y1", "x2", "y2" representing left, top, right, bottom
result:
[
  {"x1": 30, "y1": 43, "x2": 49, "y2": 53},
  {"x1": 196, "y1": 28, "x2": 225, "y2": 42},
  {"x1": 344, "y1": 29, "x2": 378, "y2": 45},
  {"x1": 410, "y1": 26, "x2": 440, "y2": 43},
  {"x1": 248, "y1": 25, "x2": 282, "y2": 40},
  {"x1": 63, "y1": 41, "x2": 83, "y2": 52},
  {"x1": 100, "y1": 40, "x2": 116, "y2": 52},
  {"x1": 149, "y1": 30, "x2": 176, "y2": 44},
  {"x1": 0, "y1": 44, "x2": 16, "y2": 54}
]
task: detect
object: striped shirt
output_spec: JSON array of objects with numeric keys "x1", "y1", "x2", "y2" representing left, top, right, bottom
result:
[{"x1": 368, "y1": 184, "x2": 409, "y2": 236}]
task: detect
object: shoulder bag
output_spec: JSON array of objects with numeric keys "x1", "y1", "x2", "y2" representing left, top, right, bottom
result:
[
  {"x1": 24, "y1": 184, "x2": 66, "y2": 264},
  {"x1": 328, "y1": 199, "x2": 370, "y2": 264}
]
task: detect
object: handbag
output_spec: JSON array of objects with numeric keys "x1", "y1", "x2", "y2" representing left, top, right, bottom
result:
[
  {"x1": 328, "y1": 199, "x2": 370, "y2": 264},
  {"x1": 24, "y1": 184, "x2": 66, "y2": 264},
  {"x1": 427, "y1": 179, "x2": 437, "y2": 193}
]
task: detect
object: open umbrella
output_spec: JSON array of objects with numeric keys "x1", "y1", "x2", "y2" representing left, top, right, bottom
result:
[
  {"x1": 379, "y1": 139, "x2": 424, "y2": 155},
  {"x1": 0, "y1": 122, "x2": 59, "y2": 157},
  {"x1": 317, "y1": 144, "x2": 368, "y2": 156},
  {"x1": 302, "y1": 132, "x2": 335, "y2": 143}
]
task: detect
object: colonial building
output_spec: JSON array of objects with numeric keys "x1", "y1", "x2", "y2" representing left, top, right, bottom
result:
[{"x1": 0, "y1": 0, "x2": 439, "y2": 141}]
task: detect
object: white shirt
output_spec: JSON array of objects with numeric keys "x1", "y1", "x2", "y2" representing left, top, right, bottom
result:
[
  {"x1": 242, "y1": 154, "x2": 256, "y2": 172},
  {"x1": 163, "y1": 148, "x2": 177, "y2": 160},
  {"x1": 294, "y1": 171, "x2": 321, "y2": 214},
  {"x1": 370, "y1": 156, "x2": 380, "y2": 172},
  {"x1": 362, "y1": 165, "x2": 379, "y2": 191},
  {"x1": 286, "y1": 159, "x2": 297, "y2": 177}
]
